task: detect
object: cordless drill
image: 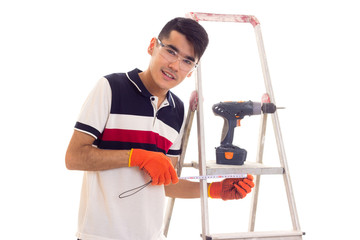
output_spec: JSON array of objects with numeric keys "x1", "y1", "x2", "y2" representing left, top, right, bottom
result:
[{"x1": 212, "y1": 101, "x2": 277, "y2": 165}]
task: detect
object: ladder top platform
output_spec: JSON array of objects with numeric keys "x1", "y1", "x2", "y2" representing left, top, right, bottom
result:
[{"x1": 186, "y1": 12, "x2": 260, "y2": 27}]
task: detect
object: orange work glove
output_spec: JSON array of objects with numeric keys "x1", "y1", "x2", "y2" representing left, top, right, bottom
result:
[
  {"x1": 128, "y1": 149, "x2": 179, "y2": 186},
  {"x1": 208, "y1": 175, "x2": 255, "y2": 200}
]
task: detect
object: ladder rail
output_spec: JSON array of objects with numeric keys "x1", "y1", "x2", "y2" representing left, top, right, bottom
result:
[
  {"x1": 253, "y1": 23, "x2": 301, "y2": 231},
  {"x1": 272, "y1": 112, "x2": 301, "y2": 230},
  {"x1": 248, "y1": 113, "x2": 268, "y2": 231},
  {"x1": 163, "y1": 91, "x2": 197, "y2": 236},
  {"x1": 195, "y1": 64, "x2": 211, "y2": 239}
]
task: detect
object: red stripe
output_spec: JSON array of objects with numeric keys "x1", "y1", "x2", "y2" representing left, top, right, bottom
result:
[{"x1": 101, "y1": 129, "x2": 173, "y2": 152}]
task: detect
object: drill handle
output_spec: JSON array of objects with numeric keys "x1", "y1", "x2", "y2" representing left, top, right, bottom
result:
[{"x1": 220, "y1": 118, "x2": 237, "y2": 147}]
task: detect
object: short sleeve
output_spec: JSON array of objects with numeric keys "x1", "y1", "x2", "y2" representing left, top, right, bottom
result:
[
  {"x1": 166, "y1": 112, "x2": 185, "y2": 157},
  {"x1": 74, "y1": 77, "x2": 112, "y2": 139}
]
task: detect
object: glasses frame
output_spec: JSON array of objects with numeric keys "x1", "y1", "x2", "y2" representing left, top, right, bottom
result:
[{"x1": 156, "y1": 38, "x2": 198, "y2": 72}]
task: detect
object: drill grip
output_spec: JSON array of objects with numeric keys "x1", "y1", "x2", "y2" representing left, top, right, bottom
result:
[{"x1": 221, "y1": 118, "x2": 237, "y2": 146}]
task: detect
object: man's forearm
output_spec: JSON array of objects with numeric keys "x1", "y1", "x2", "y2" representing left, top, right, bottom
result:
[
  {"x1": 66, "y1": 145, "x2": 130, "y2": 171},
  {"x1": 65, "y1": 130, "x2": 130, "y2": 171},
  {"x1": 165, "y1": 180, "x2": 210, "y2": 198}
]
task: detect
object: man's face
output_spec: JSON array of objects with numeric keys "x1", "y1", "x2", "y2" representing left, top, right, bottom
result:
[{"x1": 147, "y1": 30, "x2": 197, "y2": 92}]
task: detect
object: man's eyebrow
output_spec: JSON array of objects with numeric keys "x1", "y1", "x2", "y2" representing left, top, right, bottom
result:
[
  {"x1": 167, "y1": 44, "x2": 179, "y2": 52},
  {"x1": 185, "y1": 55, "x2": 196, "y2": 62},
  {"x1": 168, "y1": 44, "x2": 196, "y2": 62}
]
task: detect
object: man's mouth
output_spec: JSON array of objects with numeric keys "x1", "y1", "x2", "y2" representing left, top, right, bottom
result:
[{"x1": 162, "y1": 70, "x2": 175, "y2": 80}]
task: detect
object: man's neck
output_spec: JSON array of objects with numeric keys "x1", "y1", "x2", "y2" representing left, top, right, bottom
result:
[{"x1": 138, "y1": 70, "x2": 167, "y2": 108}]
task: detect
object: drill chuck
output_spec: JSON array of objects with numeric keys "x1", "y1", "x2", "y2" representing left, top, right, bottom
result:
[{"x1": 261, "y1": 103, "x2": 277, "y2": 114}]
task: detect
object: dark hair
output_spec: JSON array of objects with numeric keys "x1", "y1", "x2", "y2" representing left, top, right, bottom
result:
[{"x1": 158, "y1": 17, "x2": 209, "y2": 61}]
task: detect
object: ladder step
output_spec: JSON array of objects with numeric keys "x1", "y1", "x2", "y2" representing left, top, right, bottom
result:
[
  {"x1": 205, "y1": 230, "x2": 304, "y2": 240},
  {"x1": 191, "y1": 160, "x2": 284, "y2": 176}
]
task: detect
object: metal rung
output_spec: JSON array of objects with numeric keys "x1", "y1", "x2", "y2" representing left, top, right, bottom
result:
[
  {"x1": 191, "y1": 160, "x2": 284, "y2": 176},
  {"x1": 182, "y1": 162, "x2": 197, "y2": 168},
  {"x1": 205, "y1": 230, "x2": 305, "y2": 240}
]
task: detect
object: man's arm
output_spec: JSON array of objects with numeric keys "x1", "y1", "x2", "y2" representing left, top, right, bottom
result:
[
  {"x1": 164, "y1": 156, "x2": 255, "y2": 199},
  {"x1": 65, "y1": 130, "x2": 130, "y2": 171},
  {"x1": 164, "y1": 156, "x2": 203, "y2": 198},
  {"x1": 165, "y1": 179, "x2": 202, "y2": 198}
]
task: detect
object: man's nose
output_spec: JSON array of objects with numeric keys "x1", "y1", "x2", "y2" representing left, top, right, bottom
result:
[{"x1": 168, "y1": 57, "x2": 181, "y2": 71}]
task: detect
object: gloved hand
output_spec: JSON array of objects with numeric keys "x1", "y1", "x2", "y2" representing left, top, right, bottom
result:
[
  {"x1": 129, "y1": 149, "x2": 179, "y2": 186},
  {"x1": 208, "y1": 175, "x2": 254, "y2": 200}
]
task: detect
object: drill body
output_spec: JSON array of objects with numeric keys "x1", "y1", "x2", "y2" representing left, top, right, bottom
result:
[{"x1": 212, "y1": 101, "x2": 276, "y2": 165}]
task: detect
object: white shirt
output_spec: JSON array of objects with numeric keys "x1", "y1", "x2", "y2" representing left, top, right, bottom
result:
[{"x1": 76, "y1": 168, "x2": 167, "y2": 240}]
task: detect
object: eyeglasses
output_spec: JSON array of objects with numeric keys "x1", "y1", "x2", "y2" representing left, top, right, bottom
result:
[{"x1": 157, "y1": 39, "x2": 198, "y2": 72}]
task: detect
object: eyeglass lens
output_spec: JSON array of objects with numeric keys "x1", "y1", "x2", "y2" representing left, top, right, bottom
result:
[{"x1": 159, "y1": 46, "x2": 196, "y2": 72}]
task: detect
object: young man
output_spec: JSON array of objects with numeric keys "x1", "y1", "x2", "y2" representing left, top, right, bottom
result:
[{"x1": 66, "y1": 17, "x2": 254, "y2": 240}]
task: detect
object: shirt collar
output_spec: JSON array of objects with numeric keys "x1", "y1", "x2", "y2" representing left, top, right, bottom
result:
[{"x1": 126, "y1": 68, "x2": 176, "y2": 108}]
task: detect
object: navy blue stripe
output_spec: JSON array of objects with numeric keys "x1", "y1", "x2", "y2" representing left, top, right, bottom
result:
[
  {"x1": 75, "y1": 122, "x2": 101, "y2": 138},
  {"x1": 106, "y1": 72, "x2": 154, "y2": 117},
  {"x1": 167, "y1": 149, "x2": 182, "y2": 156},
  {"x1": 95, "y1": 140, "x2": 167, "y2": 154},
  {"x1": 104, "y1": 69, "x2": 184, "y2": 133}
]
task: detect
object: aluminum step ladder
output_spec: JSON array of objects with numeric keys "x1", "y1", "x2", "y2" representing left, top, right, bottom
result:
[{"x1": 164, "y1": 12, "x2": 304, "y2": 240}]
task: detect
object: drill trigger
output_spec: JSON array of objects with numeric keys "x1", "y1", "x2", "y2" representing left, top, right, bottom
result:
[{"x1": 236, "y1": 119, "x2": 241, "y2": 127}]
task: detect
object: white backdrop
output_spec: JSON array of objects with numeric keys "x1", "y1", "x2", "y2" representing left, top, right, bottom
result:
[{"x1": 1, "y1": 0, "x2": 359, "y2": 239}]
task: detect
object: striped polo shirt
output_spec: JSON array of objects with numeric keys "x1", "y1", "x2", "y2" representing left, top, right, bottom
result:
[
  {"x1": 75, "y1": 68, "x2": 185, "y2": 156},
  {"x1": 74, "y1": 68, "x2": 185, "y2": 240}
]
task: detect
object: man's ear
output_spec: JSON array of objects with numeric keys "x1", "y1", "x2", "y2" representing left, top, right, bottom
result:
[
  {"x1": 186, "y1": 70, "x2": 194, "y2": 78},
  {"x1": 147, "y1": 37, "x2": 157, "y2": 55}
]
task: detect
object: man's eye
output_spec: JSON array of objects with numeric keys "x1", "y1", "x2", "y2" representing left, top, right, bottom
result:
[
  {"x1": 166, "y1": 48, "x2": 177, "y2": 56},
  {"x1": 183, "y1": 59, "x2": 193, "y2": 66}
]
